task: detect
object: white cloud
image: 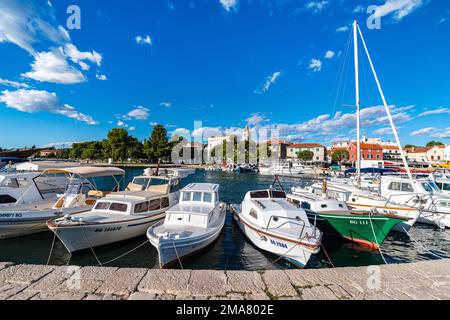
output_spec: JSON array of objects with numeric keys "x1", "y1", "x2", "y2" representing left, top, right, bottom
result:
[
  {"x1": 64, "y1": 44, "x2": 102, "y2": 66},
  {"x1": 129, "y1": 126, "x2": 136, "y2": 131},
  {"x1": 246, "y1": 112, "x2": 270, "y2": 127},
  {"x1": 353, "y1": 5, "x2": 366, "y2": 13},
  {"x1": 0, "y1": 1, "x2": 70, "y2": 55},
  {"x1": 410, "y1": 127, "x2": 436, "y2": 136},
  {"x1": 96, "y1": 74, "x2": 108, "y2": 81},
  {"x1": 22, "y1": 48, "x2": 86, "y2": 84},
  {"x1": 336, "y1": 26, "x2": 350, "y2": 33},
  {"x1": 160, "y1": 101, "x2": 172, "y2": 108},
  {"x1": 192, "y1": 127, "x2": 223, "y2": 139},
  {"x1": 78, "y1": 61, "x2": 90, "y2": 71},
  {"x1": 373, "y1": 127, "x2": 394, "y2": 135},
  {"x1": 371, "y1": 0, "x2": 426, "y2": 22},
  {"x1": 255, "y1": 71, "x2": 282, "y2": 94},
  {"x1": 127, "y1": 106, "x2": 150, "y2": 120},
  {"x1": 431, "y1": 128, "x2": 450, "y2": 139},
  {"x1": 220, "y1": 0, "x2": 239, "y2": 12},
  {"x1": 0, "y1": 78, "x2": 30, "y2": 89},
  {"x1": 150, "y1": 122, "x2": 159, "y2": 126},
  {"x1": 0, "y1": 89, "x2": 98, "y2": 125},
  {"x1": 117, "y1": 120, "x2": 126, "y2": 127},
  {"x1": 0, "y1": 1, "x2": 103, "y2": 84},
  {"x1": 418, "y1": 108, "x2": 450, "y2": 117},
  {"x1": 135, "y1": 35, "x2": 152, "y2": 46},
  {"x1": 325, "y1": 50, "x2": 335, "y2": 59},
  {"x1": 44, "y1": 141, "x2": 78, "y2": 148},
  {"x1": 308, "y1": 59, "x2": 322, "y2": 72},
  {"x1": 305, "y1": 1, "x2": 329, "y2": 13}
]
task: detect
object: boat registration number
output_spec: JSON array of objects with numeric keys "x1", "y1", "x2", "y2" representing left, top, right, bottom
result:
[
  {"x1": 0, "y1": 213, "x2": 23, "y2": 218},
  {"x1": 270, "y1": 239, "x2": 288, "y2": 249},
  {"x1": 349, "y1": 220, "x2": 369, "y2": 225},
  {"x1": 94, "y1": 226, "x2": 122, "y2": 233}
]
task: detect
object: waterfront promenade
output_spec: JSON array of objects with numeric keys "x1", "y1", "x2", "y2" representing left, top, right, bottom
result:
[{"x1": 0, "y1": 259, "x2": 449, "y2": 300}]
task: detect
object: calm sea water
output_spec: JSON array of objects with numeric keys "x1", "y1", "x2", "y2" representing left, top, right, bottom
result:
[{"x1": 0, "y1": 169, "x2": 449, "y2": 270}]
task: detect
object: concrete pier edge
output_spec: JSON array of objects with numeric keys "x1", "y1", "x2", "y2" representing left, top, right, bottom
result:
[{"x1": 0, "y1": 259, "x2": 449, "y2": 300}]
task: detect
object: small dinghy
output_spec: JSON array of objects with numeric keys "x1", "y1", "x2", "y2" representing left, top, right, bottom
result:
[
  {"x1": 147, "y1": 183, "x2": 226, "y2": 268},
  {"x1": 230, "y1": 189, "x2": 322, "y2": 268},
  {"x1": 48, "y1": 168, "x2": 193, "y2": 253}
]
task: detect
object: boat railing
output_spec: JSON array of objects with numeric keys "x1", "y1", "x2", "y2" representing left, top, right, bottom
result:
[
  {"x1": 265, "y1": 215, "x2": 306, "y2": 240},
  {"x1": 384, "y1": 192, "x2": 430, "y2": 209}
]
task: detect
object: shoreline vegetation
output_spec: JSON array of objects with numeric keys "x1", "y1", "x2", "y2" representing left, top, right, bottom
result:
[{"x1": 19, "y1": 124, "x2": 274, "y2": 165}]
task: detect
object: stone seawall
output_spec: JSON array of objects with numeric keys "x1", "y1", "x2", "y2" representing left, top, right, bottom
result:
[{"x1": 0, "y1": 259, "x2": 449, "y2": 300}]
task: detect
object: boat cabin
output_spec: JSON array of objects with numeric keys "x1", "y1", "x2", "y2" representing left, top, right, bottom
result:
[
  {"x1": 126, "y1": 175, "x2": 180, "y2": 194},
  {"x1": 164, "y1": 183, "x2": 220, "y2": 228}
]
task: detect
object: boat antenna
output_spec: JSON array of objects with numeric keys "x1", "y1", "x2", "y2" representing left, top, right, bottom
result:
[
  {"x1": 356, "y1": 24, "x2": 414, "y2": 184},
  {"x1": 353, "y1": 20, "x2": 362, "y2": 189}
]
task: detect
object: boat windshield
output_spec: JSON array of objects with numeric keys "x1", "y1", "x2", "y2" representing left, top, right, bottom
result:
[
  {"x1": 422, "y1": 182, "x2": 441, "y2": 194},
  {"x1": 0, "y1": 177, "x2": 30, "y2": 188}
]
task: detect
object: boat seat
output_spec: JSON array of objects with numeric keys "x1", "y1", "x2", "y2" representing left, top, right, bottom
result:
[
  {"x1": 53, "y1": 196, "x2": 65, "y2": 209},
  {"x1": 126, "y1": 183, "x2": 144, "y2": 191},
  {"x1": 88, "y1": 190, "x2": 110, "y2": 198},
  {"x1": 147, "y1": 184, "x2": 169, "y2": 194},
  {"x1": 85, "y1": 198, "x2": 97, "y2": 205}
]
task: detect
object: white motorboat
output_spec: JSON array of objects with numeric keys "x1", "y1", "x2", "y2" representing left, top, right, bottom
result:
[
  {"x1": 48, "y1": 168, "x2": 193, "y2": 253},
  {"x1": 297, "y1": 182, "x2": 420, "y2": 233},
  {"x1": 147, "y1": 183, "x2": 226, "y2": 268},
  {"x1": 378, "y1": 175, "x2": 450, "y2": 229},
  {"x1": 0, "y1": 171, "x2": 68, "y2": 205},
  {"x1": 230, "y1": 189, "x2": 322, "y2": 268},
  {"x1": 0, "y1": 167, "x2": 124, "y2": 239},
  {"x1": 429, "y1": 173, "x2": 450, "y2": 195}
]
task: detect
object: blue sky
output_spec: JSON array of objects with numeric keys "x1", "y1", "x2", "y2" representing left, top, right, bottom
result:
[{"x1": 0, "y1": 0, "x2": 449, "y2": 149}]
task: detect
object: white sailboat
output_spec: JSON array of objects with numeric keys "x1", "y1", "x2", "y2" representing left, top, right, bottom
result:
[
  {"x1": 147, "y1": 183, "x2": 226, "y2": 268},
  {"x1": 48, "y1": 168, "x2": 194, "y2": 253},
  {"x1": 306, "y1": 21, "x2": 422, "y2": 232}
]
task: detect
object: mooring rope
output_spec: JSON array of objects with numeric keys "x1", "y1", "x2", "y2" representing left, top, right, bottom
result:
[
  {"x1": 368, "y1": 213, "x2": 388, "y2": 264},
  {"x1": 100, "y1": 239, "x2": 150, "y2": 266},
  {"x1": 172, "y1": 239, "x2": 184, "y2": 270},
  {"x1": 46, "y1": 231, "x2": 57, "y2": 265}
]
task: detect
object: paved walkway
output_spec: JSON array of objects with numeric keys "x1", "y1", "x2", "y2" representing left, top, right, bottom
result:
[{"x1": 0, "y1": 259, "x2": 449, "y2": 300}]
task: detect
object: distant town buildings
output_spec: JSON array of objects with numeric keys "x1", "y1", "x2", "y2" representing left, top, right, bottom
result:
[{"x1": 287, "y1": 143, "x2": 327, "y2": 163}]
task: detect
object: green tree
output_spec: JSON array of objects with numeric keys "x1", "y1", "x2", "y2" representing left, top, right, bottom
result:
[
  {"x1": 80, "y1": 141, "x2": 104, "y2": 160},
  {"x1": 297, "y1": 150, "x2": 314, "y2": 162},
  {"x1": 107, "y1": 128, "x2": 132, "y2": 162},
  {"x1": 404, "y1": 144, "x2": 417, "y2": 149},
  {"x1": 143, "y1": 124, "x2": 171, "y2": 162},
  {"x1": 127, "y1": 136, "x2": 144, "y2": 160},
  {"x1": 331, "y1": 150, "x2": 349, "y2": 163},
  {"x1": 426, "y1": 141, "x2": 444, "y2": 147},
  {"x1": 257, "y1": 143, "x2": 272, "y2": 161}
]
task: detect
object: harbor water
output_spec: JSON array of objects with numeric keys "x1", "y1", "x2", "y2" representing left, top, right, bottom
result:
[{"x1": 0, "y1": 169, "x2": 449, "y2": 270}]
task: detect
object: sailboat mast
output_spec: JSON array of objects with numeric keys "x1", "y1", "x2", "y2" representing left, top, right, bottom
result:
[
  {"x1": 353, "y1": 20, "x2": 361, "y2": 189},
  {"x1": 356, "y1": 24, "x2": 414, "y2": 183}
]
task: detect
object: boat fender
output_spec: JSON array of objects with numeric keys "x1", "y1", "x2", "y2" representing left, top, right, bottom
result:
[{"x1": 64, "y1": 214, "x2": 71, "y2": 221}]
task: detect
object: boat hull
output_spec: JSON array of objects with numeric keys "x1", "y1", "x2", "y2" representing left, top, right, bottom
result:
[
  {"x1": 232, "y1": 210, "x2": 319, "y2": 268},
  {"x1": 48, "y1": 213, "x2": 165, "y2": 253},
  {"x1": 417, "y1": 210, "x2": 450, "y2": 229},
  {"x1": 149, "y1": 225, "x2": 224, "y2": 268},
  {"x1": 305, "y1": 210, "x2": 404, "y2": 250},
  {"x1": 345, "y1": 202, "x2": 419, "y2": 233},
  {"x1": 0, "y1": 206, "x2": 91, "y2": 239}
]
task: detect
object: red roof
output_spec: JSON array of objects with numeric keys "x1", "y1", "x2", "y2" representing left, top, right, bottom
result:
[{"x1": 289, "y1": 143, "x2": 325, "y2": 148}]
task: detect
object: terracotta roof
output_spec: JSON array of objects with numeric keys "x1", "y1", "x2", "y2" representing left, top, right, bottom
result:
[
  {"x1": 350, "y1": 142, "x2": 383, "y2": 150},
  {"x1": 382, "y1": 145, "x2": 400, "y2": 150},
  {"x1": 405, "y1": 147, "x2": 431, "y2": 153},
  {"x1": 289, "y1": 143, "x2": 325, "y2": 148},
  {"x1": 263, "y1": 140, "x2": 290, "y2": 146}
]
